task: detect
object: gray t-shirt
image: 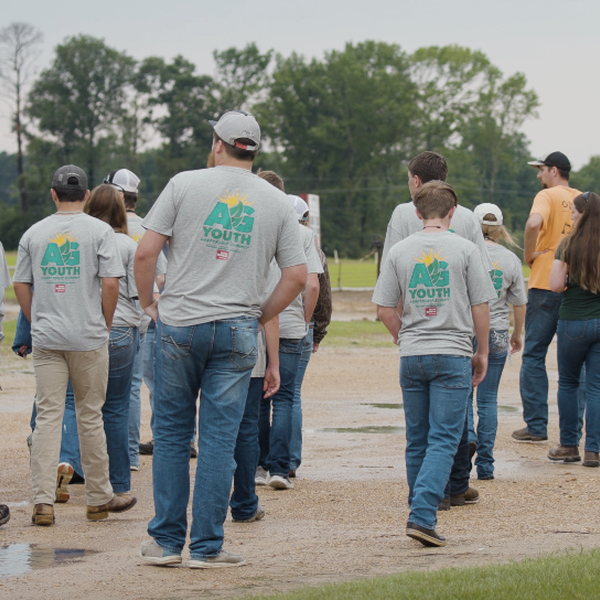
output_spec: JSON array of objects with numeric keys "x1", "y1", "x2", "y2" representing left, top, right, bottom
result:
[
  {"x1": 277, "y1": 225, "x2": 324, "y2": 339},
  {"x1": 487, "y1": 243, "x2": 527, "y2": 331},
  {"x1": 0, "y1": 241, "x2": 11, "y2": 344},
  {"x1": 382, "y1": 202, "x2": 492, "y2": 270},
  {"x1": 13, "y1": 212, "x2": 124, "y2": 351},
  {"x1": 127, "y1": 212, "x2": 166, "y2": 335},
  {"x1": 143, "y1": 165, "x2": 306, "y2": 327},
  {"x1": 113, "y1": 233, "x2": 141, "y2": 329},
  {"x1": 373, "y1": 231, "x2": 497, "y2": 357}
]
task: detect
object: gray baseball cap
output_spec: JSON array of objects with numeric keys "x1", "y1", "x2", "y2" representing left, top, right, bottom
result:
[
  {"x1": 208, "y1": 110, "x2": 260, "y2": 151},
  {"x1": 51, "y1": 164, "x2": 87, "y2": 191}
]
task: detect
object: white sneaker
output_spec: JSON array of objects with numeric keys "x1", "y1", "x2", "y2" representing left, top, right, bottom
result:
[
  {"x1": 269, "y1": 474, "x2": 294, "y2": 490},
  {"x1": 139, "y1": 540, "x2": 182, "y2": 566},
  {"x1": 189, "y1": 549, "x2": 246, "y2": 569},
  {"x1": 255, "y1": 465, "x2": 269, "y2": 486}
]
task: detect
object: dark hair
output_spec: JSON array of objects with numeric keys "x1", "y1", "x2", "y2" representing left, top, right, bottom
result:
[
  {"x1": 573, "y1": 194, "x2": 586, "y2": 215},
  {"x1": 84, "y1": 184, "x2": 128, "y2": 235},
  {"x1": 213, "y1": 132, "x2": 258, "y2": 162},
  {"x1": 557, "y1": 167, "x2": 570, "y2": 181},
  {"x1": 408, "y1": 152, "x2": 448, "y2": 183},
  {"x1": 123, "y1": 191, "x2": 137, "y2": 210},
  {"x1": 561, "y1": 191, "x2": 600, "y2": 293},
  {"x1": 52, "y1": 185, "x2": 86, "y2": 203},
  {"x1": 413, "y1": 181, "x2": 458, "y2": 219},
  {"x1": 258, "y1": 170, "x2": 285, "y2": 192}
]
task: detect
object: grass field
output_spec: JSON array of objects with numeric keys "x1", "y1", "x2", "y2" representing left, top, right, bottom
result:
[{"x1": 250, "y1": 549, "x2": 600, "y2": 600}]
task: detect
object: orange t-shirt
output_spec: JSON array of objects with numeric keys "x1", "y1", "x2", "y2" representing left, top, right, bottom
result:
[{"x1": 528, "y1": 185, "x2": 581, "y2": 290}]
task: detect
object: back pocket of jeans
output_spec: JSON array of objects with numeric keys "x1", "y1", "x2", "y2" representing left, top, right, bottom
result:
[
  {"x1": 160, "y1": 325, "x2": 193, "y2": 360},
  {"x1": 562, "y1": 320, "x2": 587, "y2": 341},
  {"x1": 230, "y1": 326, "x2": 258, "y2": 370}
]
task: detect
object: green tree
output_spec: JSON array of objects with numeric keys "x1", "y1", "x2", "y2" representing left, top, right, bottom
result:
[
  {"x1": 26, "y1": 35, "x2": 135, "y2": 186},
  {"x1": 257, "y1": 41, "x2": 418, "y2": 256},
  {"x1": 571, "y1": 156, "x2": 600, "y2": 193}
]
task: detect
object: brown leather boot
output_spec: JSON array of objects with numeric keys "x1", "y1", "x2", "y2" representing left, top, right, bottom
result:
[
  {"x1": 32, "y1": 503, "x2": 55, "y2": 526},
  {"x1": 583, "y1": 451, "x2": 600, "y2": 467},
  {"x1": 548, "y1": 445, "x2": 580, "y2": 462},
  {"x1": 86, "y1": 493, "x2": 137, "y2": 520}
]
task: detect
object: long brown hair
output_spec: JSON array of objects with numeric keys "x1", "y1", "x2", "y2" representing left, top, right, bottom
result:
[
  {"x1": 84, "y1": 184, "x2": 128, "y2": 235},
  {"x1": 561, "y1": 191, "x2": 600, "y2": 293}
]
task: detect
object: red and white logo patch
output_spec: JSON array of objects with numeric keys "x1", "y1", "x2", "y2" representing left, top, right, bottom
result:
[
  {"x1": 216, "y1": 250, "x2": 229, "y2": 261},
  {"x1": 425, "y1": 307, "x2": 437, "y2": 317},
  {"x1": 55, "y1": 284, "x2": 66, "y2": 293}
]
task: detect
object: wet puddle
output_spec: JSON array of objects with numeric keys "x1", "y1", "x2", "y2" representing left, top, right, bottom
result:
[
  {"x1": 307, "y1": 426, "x2": 405, "y2": 434},
  {"x1": 361, "y1": 403, "x2": 403, "y2": 410},
  {"x1": 0, "y1": 544, "x2": 99, "y2": 578}
]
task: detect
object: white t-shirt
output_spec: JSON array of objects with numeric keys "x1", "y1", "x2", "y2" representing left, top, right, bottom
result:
[
  {"x1": 143, "y1": 165, "x2": 306, "y2": 327},
  {"x1": 14, "y1": 212, "x2": 124, "y2": 351},
  {"x1": 373, "y1": 231, "x2": 497, "y2": 357},
  {"x1": 112, "y1": 233, "x2": 141, "y2": 329}
]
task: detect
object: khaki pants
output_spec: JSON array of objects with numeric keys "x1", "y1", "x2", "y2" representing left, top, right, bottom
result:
[{"x1": 31, "y1": 345, "x2": 114, "y2": 506}]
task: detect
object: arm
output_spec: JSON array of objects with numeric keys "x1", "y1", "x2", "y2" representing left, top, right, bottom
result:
[
  {"x1": 13, "y1": 282, "x2": 33, "y2": 323},
  {"x1": 524, "y1": 213, "x2": 547, "y2": 267},
  {"x1": 510, "y1": 304, "x2": 526, "y2": 354},
  {"x1": 101, "y1": 277, "x2": 119, "y2": 330},
  {"x1": 471, "y1": 302, "x2": 490, "y2": 387},
  {"x1": 549, "y1": 259, "x2": 568, "y2": 293},
  {"x1": 312, "y1": 259, "x2": 332, "y2": 351},
  {"x1": 259, "y1": 264, "x2": 307, "y2": 325},
  {"x1": 262, "y1": 317, "x2": 280, "y2": 399},
  {"x1": 303, "y1": 273, "x2": 320, "y2": 323},
  {"x1": 378, "y1": 304, "x2": 402, "y2": 344},
  {"x1": 135, "y1": 230, "x2": 169, "y2": 322}
]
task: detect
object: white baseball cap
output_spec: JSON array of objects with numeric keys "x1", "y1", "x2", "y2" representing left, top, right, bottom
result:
[
  {"x1": 288, "y1": 195, "x2": 309, "y2": 223},
  {"x1": 474, "y1": 203, "x2": 503, "y2": 226},
  {"x1": 104, "y1": 169, "x2": 140, "y2": 194}
]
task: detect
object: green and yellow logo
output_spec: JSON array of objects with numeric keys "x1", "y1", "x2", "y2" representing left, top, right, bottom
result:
[
  {"x1": 40, "y1": 232, "x2": 80, "y2": 277},
  {"x1": 491, "y1": 261, "x2": 503, "y2": 298},
  {"x1": 202, "y1": 190, "x2": 255, "y2": 247},
  {"x1": 408, "y1": 249, "x2": 450, "y2": 302}
]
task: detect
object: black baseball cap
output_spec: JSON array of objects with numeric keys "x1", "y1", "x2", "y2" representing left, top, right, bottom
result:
[
  {"x1": 51, "y1": 165, "x2": 88, "y2": 191},
  {"x1": 527, "y1": 151, "x2": 571, "y2": 172}
]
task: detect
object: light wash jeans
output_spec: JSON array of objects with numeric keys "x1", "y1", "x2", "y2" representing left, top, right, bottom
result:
[
  {"x1": 401, "y1": 354, "x2": 471, "y2": 530},
  {"x1": 128, "y1": 331, "x2": 145, "y2": 468},
  {"x1": 290, "y1": 326, "x2": 313, "y2": 470},
  {"x1": 148, "y1": 317, "x2": 257, "y2": 558},
  {"x1": 467, "y1": 330, "x2": 508, "y2": 479}
]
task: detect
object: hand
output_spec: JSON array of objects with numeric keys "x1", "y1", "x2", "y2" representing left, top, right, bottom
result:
[
  {"x1": 471, "y1": 352, "x2": 488, "y2": 387},
  {"x1": 263, "y1": 364, "x2": 281, "y2": 398},
  {"x1": 17, "y1": 345, "x2": 29, "y2": 358},
  {"x1": 312, "y1": 343, "x2": 319, "y2": 353},
  {"x1": 525, "y1": 249, "x2": 548, "y2": 268},
  {"x1": 510, "y1": 333, "x2": 523, "y2": 354},
  {"x1": 144, "y1": 299, "x2": 159, "y2": 323}
]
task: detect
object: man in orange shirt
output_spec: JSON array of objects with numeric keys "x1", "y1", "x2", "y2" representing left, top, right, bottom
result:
[{"x1": 513, "y1": 152, "x2": 580, "y2": 442}]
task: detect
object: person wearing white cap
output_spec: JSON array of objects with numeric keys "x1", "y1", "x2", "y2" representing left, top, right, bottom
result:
[
  {"x1": 512, "y1": 152, "x2": 581, "y2": 443},
  {"x1": 468, "y1": 204, "x2": 527, "y2": 479},
  {"x1": 135, "y1": 111, "x2": 307, "y2": 568}
]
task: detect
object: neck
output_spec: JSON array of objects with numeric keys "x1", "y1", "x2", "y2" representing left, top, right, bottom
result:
[
  {"x1": 215, "y1": 157, "x2": 254, "y2": 171},
  {"x1": 421, "y1": 217, "x2": 450, "y2": 231},
  {"x1": 55, "y1": 201, "x2": 84, "y2": 213}
]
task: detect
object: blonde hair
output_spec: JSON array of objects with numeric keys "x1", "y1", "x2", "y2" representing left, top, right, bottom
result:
[{"x1": 480, "y1": 214, "x2": 519, "y2": 248}]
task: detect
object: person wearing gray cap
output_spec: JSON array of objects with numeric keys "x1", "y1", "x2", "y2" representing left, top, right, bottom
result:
[
  {"x1": 512, "y1": 152, "x2": 581, "y2": 443},
  {"x1": 136, "y1": 111, "x2": 307, "y2": 568},
  {"x1": 13, "y1": 165, "x2": 137, "y2": 525}
]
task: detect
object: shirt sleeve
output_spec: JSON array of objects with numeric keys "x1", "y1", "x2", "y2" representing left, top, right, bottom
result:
[
  {"x1": 0, "y1": 243, "x2": 11, "y2": 289},
  {"x1": 13, "y1": 233, "x2": 33, "y2": 284},
  {"x1": 372, "y1": 249, "x2": 402, "y2": 307},
  {"x1": 303, "y1": 229, "x2": 324, "y2": 275},
  {"x1": 143, "y1": 179, "x2": 178, "y2": 237},
  {"x1": 531, "y1": 190, "x2": 551, "y2": 223},
  {"x1": 98, "y1": 227, "x2": 126, "y2": 278},
  {"x1": 274, "y1": 206, "x2": 307, "y2": 269}
]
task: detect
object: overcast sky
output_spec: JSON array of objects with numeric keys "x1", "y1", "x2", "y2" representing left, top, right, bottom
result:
[{"x1": 0, "y1": 0, "x2": 595, "y2": 169}]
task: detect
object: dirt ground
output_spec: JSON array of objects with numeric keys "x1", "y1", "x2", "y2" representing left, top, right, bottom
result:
[{"x1": 0, "y1": 291, "x2": 598, "y2": 600}]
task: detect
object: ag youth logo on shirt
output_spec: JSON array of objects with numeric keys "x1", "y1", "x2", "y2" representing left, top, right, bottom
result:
[
  {"x1": 408, "y1": 250, "x2": 450, "y2": 309},
  {"x1": 491, "y1": 262, "x2": 503, "y2": 298},
  {"x1": 202, "y1": 190, "x2": 255, "y2": 254},
  {"x1": 40, "y1": 232, "x2": 80, "y2": 281}
]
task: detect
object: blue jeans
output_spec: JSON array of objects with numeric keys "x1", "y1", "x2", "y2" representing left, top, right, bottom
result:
[
  {"x1": 557, "y1": 319, "x2": 600, "y2": 452},
  {"x1": 519, "y1": 288, "x2": 562, "y2": 437},
  {"x1": 148, "y1": 317, "x2": 258, "y2": 558},
  {"x1": 143, "y1": 322, "x2": 157, "y2": 434},
  {"x1": 468, "y1": 330, "x2": 508, "y2": 479},
  {"x1": 30, "y1": 380, "x2": 84, "y2": 479},
  {"x1": 230, "y1": 377, "x2": 263, "y2": 520},
  {"x1": 128, "y1": 331, "x2": 145, "y2": 468},
  {"x1": 401, "y1": 355, "x2": 471, "y2": 530},
  {"x1": 290, "y1": 327, "x2": 313, "y2": 470},
  {"x1": 258, "y1": 338, "x2": 303, "y2": 477},
  {"x1": 104, "y1": 326, "x2": 138, "y2": 493}
]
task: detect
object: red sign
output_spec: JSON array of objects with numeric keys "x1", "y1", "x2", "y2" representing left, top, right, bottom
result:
[
  {"x1": 55, "y1": 284, "x2": 66, "y2": 293},
  {"x1": 425, "y1": 307, "x2": 437, "y2": 317},
  {"x1": 216, "y1": 250, "x2": 229, "y2": 261}
]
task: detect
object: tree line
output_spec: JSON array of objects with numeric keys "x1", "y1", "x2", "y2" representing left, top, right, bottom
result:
[{"x1": 0, "y1": 24, "x2": 595, "y2": 254}]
